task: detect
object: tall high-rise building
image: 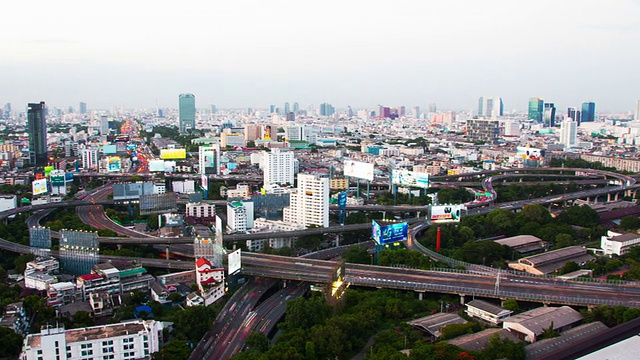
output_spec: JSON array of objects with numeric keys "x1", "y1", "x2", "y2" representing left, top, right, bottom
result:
[
  {"x1": 428, "y1": 103, "x2": 437, "y2": 113},
  {"x1": 581, "y1": 102, "x2": 596, "y2": 123},
  {"x1": 560, "y1": 118, "x2": 577, "y2": 148},
  {"x1": 543, "y1": 103, "x2": 557, "y2": 127},
  {"x1": 466, "y1": 118, "x2": 500, "y2": 144},
  {"x1": 567, "y1": 107, "x2": 581, "y2": 124},
  {"x1": 269, "y1": 104, "x2": 275, "y2": 113},
  {"x1": 27, "y1": 102, "x2": 48, "y2": 166},
  {"x1": 412, "y1": 106, "x2": 420, "y2": 119},
  {"x1": 293, "y1": 102, "x2": 299, "y2": 113},
  {"x1": 284, "y1": 102, "x2": 290, "y2": 114},
  {"x1": 477, "y1": 96, "x2": 503, "y2": 118},
  {"x1": 263, "y1": 148, "x2": 295, "y2": 186},
  {"x1": 4, "y1": 103, "x2": 10, "y2": 118},
  {"x1": 79, "y1": 102, "x2": 87, "y2": 114},
  {"x1": 178, "y1": 93, "x2": 196, "y2": 134},
  {"x1": 319, "y1": 103, "x2": 335, "y2": 116},
  {"x1": 636, "y1": 100, "x2": 640, "y2": 121},
  {"x1": 283, "y1": 173, "x2": 329, "y2": 228},
  {"x1": 528, "y1": 98, "x2": 544, "y2": 122},
  {"x1": 210, "y1": 104, "x2": 217, "y2": 114}
]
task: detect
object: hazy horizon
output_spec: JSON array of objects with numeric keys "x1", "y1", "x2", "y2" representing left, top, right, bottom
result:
[{"x1": 2, "y1": 0, "x2": 639, "y2": 113}]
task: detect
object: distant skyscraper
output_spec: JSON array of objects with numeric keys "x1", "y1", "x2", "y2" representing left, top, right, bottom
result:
[
  {"x1": 428, "y1": 103, "x2": 437, "y2": 113},
  {"x1": 269, "y1": 104, "x2": 275, "y2": 113},
  {"x1": 560, "y1": 118, "x2": 577, "y2": 148},
  {"x1": 179, "y1": 93, "x2": 196, "y2": 134},
  {"x1": 636, "y1": 100, "x2": 640, "y2": 121},
  {"x1": 567, "y1": 107, "x2": 581, "y2": 124},
  {"x1": 528, "y1": 98, "x2": 544, "y2": 122},
  {"x1": 67, "y1": 106, "x2": 73, "y2": 114},
  {"x1": 286, "y1": 112, "x2": 295, "y2": 122},
  {"x1": 4, "y1": 103, "x2": 10, "y2": 118},
  {"x1": 27, "y1": 102, "x2": 48, "y2": 166},
  {"x1": 543, "y1": 103, "x2": 556, "y2": 127},
  {"x1": 398, "y1": 106, "x2": 406, "y2": 117},
  {"x1": 478, "y1": 96, "x2": 503, "y2": 118},
  {"x1": 412, "y1": 106, "x2": 420, "y2": 119},
  {"x1": 293, "y1": 102, "x2": 299, "y2": 113},
  {"x1": 581, "y1": 102, "x2": 596, "y2": 123},
  {"x1": 210, "y1": 104, "x2": 217, "y2": 114},
  {"x1": 319, "y1": 103, "x2": 334, "y2": 116},
  {"x1": 79, "y1": 102, "x2": 87, "y2": 114},
  {"x1": 284, "y1": 102, "x2": 290, "y2": 114}
]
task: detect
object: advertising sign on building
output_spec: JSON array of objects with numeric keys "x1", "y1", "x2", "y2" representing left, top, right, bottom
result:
[
  {"x1": 430, "y1": 204, "x2": 466, "y2": 223},
  {"x1": 227, "y1": 249, "x2": 241, "y2": 275},
  {"x1": 107, "y1": 157, "x2": 121, "y2": 172},
  {"x1": 160, "y1": 148, "x2": 187, "y2": 160},
  {"x1": 32, "y1": 178, "x2": 48, "y2": 196}
]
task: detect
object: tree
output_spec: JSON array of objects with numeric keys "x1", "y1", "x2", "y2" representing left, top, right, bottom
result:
[
  {"x1": 0, "y1": 327, "x2": 23, "y2": 359},
  {"x1": 245, "y1": 332, "x2": 270, "y2": 353},
  {"x1": 558, "y1": 261, "x2": 580, "y2": 275},
  {"x1": 502, "y1": 299, "x2": 520, "y2": 313},
  {"x1": 173, "y1": 305, "x2": 217, "y2": 343},
  {"x1": 557, "y1": 205, "x2": 600, "y2": 228},
  {"x1": 620, "y1": 216, "x2": 640, "y2": 231},
  {"x1": 152, "y1": 339, "x2": 192, "y2": 360},
  {"x1": 555, "y1": 233, "x2": 575, "y2": 248},
  {"x1": 281, "y1": 297, "x2": 329, "y2": 331},
  {"x1": 341, "y1": 246, "x2": 371, "y2": 264},
  {"x1": 13, "y1": 253, "x2": 35, "y2": 274},
  {"x1": 516, "y1": 204, "x2": 552, "y2": 227}
]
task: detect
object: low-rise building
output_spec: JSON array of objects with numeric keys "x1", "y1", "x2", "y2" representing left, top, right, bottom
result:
[
  {"x1": 24, "y1": 272, "x2": 57, "y2": 291},
  {"x1": 494, "y1": 235, "x2": 547, "y2": 255},
  {"x1": 24, "y1": 256, "x2": 59, "y2": 276},
  {"x1": 600, "y1": 230, "x2": 640, "y2": 256},
  {"x1": 20, "y1": 320, "x2": 164, "y2": 360},
  {"x1": 503, "y1": 306, "x2": 582, "y2": 343},
  {"x1": 508, "y1": 246, "x2": 594, "y2": 275},
  {"x1": 465, "y1": 300, "x2": 513, "y2": 325}
]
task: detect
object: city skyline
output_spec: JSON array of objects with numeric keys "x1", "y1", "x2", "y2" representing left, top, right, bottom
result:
[{"x1": 1, "y1": 1, "x2": 639, "y2": 112}]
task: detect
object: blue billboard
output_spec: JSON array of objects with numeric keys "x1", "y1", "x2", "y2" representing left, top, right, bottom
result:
[
  {"x1": 338, "y1": 191, "x2": 347, "y2": 225},
  {"x1": 372, "y1": 220, "x2": 408, "y2": 245}
]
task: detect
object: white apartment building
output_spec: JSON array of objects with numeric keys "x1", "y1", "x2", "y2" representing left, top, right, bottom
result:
[
  {"x1": 186, "y1": 202, "x2": 216, "y2": 219},
  {"x1": 560, "y1": 118, "x2": 577, "y2": 148},
  {"x1": 263, "y1": 148, "x2": 295, "y2": 186},
  {"x1": 81, "y1": 147, "x2": 99, "y2": 170},
  {"x1": 227, "y1": 201, "x2": 248, "y2": 233},
  {"x1": 20, "y1": 320, "x2": 164, "y2": 360},
  {"x1": 285, "y1": 125, "x2": 319, "y2": 145},
  {"x1": 601, "y1": 231, "x2": 640, "y2": 256},
  {"x1": 283, "y1": 173, "x2": 329, "y2": 228}
]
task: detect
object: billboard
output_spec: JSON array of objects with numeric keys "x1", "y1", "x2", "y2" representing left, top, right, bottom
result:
[
  {"x1": 160, "y1": 148, "x2": 187, "y2": 160},
  {"x1": 164, "y1": 161, "x2": 177, "y2": 173},
  {"x1": 228, "y1": 249, "x2": 241, "y2": 275},
  {"x1": 50, "y1": 169, "x2": 66, "y2": 187},
  {"x1": 516, "y1": 147, "x2": 545, "y2": 162},
  {"x1": 44, "y1": 166, "x2": 55, "y2": 177},
  {"x1": 201, "y1": 174, "x2": 209, "y2": 191},
  {"x1": 430, "y1": 204, "x2": 466, "y2": 223},
  {"x1": 149, "y1": 160, "x2": 165, "y2": 172},
  {"x1": 103, "y1": 144, "x2": 118, "y2": 155},
  {"x1": 392, "y1": 170, "x2": 429, "y2": 189},
  {"x1": 263, "y1": 125, "x2": 273, "y2": 140},
  {"x1": 199, "y1": 145, "x2": 218, "y2": 175},
  {"x1": 139, "y1": 193, "x2": 178, "y2": 215},
  {"x1": 32, "y1": 178, "x2": 48, "y2": 195},
  {"x1": 371, "y1": 220, "x2": 408, "y2": 245},
  {"x1": 107, "y1": 156, "x2": 121, "y2": 172},
  {"x1": 344, "y1": 160, "x2": 374, "y2": 181}
]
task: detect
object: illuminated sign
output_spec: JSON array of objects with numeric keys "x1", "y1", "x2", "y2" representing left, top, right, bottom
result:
[
  {"x1": 164, "y1": 161, "x2": 177, "y2": 173},
  {"x1": 160, "y1": 148, "x2": 187, "y2": 160},
  {"x1": 201, "y1": 174, "x2": 209, "y2": 191},
  {"x1": 50, "y1": 169, "x2": 66, "y2": 187},
  {"x1": 107, "y1": 157, "x2": 121, "y2": 172},
  {"x1": 149, "y1": 160, "x2": 165, "y2": 172},
  {"x1": 32, "y1": 178, "x2": 48, "y2": 195},
  {"x1": 44, "y1": 166, "x2": 55, "y2": 177},
  {"x1": 102, "y1": 144, "x2": 117, "y2": 155},
  {"x1": 228, "y1": 249, "x2": 241, "y2": 275},
  {"x1": 343, "y1": 160, "x2": 374, "y2": 181},
  {"x1": 516, "y1": 147, "x2": 545, "y2": 167},
  {"x1": 263, "y1": 125, "x2": 273, "y2": 140},
  {"x1": 392, "y1": 170, "x2": 429, "y2": 189},
  {"x1": 371, "y1": 220, "x2": 408, "y2": 245},
  {"x1": 430, "y1": 204, "x2": 466, "y2": 223}
]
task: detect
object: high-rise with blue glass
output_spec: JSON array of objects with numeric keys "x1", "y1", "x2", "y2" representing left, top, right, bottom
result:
[
  {"x1": 581, "y1": 102, "x2": 596, "y2": 123},
  {"x1": 528, "y1": 98, "x2": 544, "y2": 122},
  {"x1": 179, "y1": 93, "x2": 196, "y2": 134}
]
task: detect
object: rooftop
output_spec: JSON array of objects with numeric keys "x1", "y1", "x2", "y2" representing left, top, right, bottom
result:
[
  {"x1": 495, "y1": 235, "x2": 544, "y2": 248},
  {"x1": 526, "y1": 322, "x2": 609, "y2": 360},
  {"x1": 504, "y1": 306, "x2": 582, "y2": 335},
  {"x1": 466, "y1": 299, "x2": 511, "y2": 317},
  {"x1": 611, "y1": 233, "x2": 640, "y2": 243},
  {"x1": 448, "y1": 328, "x2": 520, "y2": 352},
  {"x1": 407, "y1": 312, "x2": 467, "y2": 338}
]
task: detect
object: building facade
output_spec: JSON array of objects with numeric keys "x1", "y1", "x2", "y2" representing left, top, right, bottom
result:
[
  {"x1": 27, "y1": 102, "x2": 48, "y2": 166},
  {"x1": 466, "y1": 118, "x2": 500, "y2": 144},
  {"x1": 283, "y1": 173, "x2": 329, "y2": 227},
  {"x1": 178, "y1": 93, "x2": 196, "y2": 134},
  {"x1": 263, "y1": 148, "x2": 295, "y2": 186}
]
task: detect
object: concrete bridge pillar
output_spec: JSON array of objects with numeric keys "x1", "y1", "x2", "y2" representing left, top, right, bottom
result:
[
  {"x1": 416, "y1": 291, "x2": 424, "y2": 300},
  {"x1": 416, "y1": 211, "x2": 421, "y2": 218},
  {"x1": 615, "y1": 192, "x2": 619, "y2": 201},
  {"x1": 459, "y1": 294, "x2": 466, "y2": 305},
  {"x1": 283, "y1": 280, "x2": 287, "y2": 288},
  {"x1": 607, "y1": 193, "x2": 611, "y2": 202},
  {"x1": 382, "y1": 211, "x2": 386, "y2": 220},
  {"x1": 165, "y1": 246, "x2": 170, "y2": 260}
]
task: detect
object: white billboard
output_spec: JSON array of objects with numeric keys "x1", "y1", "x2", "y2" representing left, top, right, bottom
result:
[
  {"x1": 343, "y1": 160, "x2": 374, "y2": 181},
  {"x1": 392, "y1": 170, "x2": 429, "y2": 189},
  {"x1": 430, "y1": 204, "x2": 466, "y2": 223},
  {"x1": 228, "y1": 249, "x2": 241, "y2": 275},
  {"x1": 32, "y1": 178, "x2": 48, "y2": 196},
  {"x1": 149, "y1": 160, "x2": 165, "y2": 172},
  {"x1": 201, "y1": 174, "x2": 209, "y2": 191},
  {"x1": 164, "y1": 161, "x2": 177, "y2": 173}
]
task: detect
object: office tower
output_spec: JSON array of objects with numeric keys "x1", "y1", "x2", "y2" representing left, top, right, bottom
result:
[
  {"x1": 636, "y1": 100, "x2": 640, "y2": 120},
  {"x1": 543, "y1": 103, "x2": 557, "y2": 127},
  {"x1": 284, "y1": 102, "x2": 290, "y2": 114},
  {"x1": 398, "y1": 106, "x2": 406, "y2": 117},
  {"x1": 528, "y1": 98, "x2": 544, "y2": 122},
  {"x1": 157, "y1": 108, "x2": 164, "y2": 118},
  {"x1": 567, "y1": 107, "x2": 581, "y2": 124},
  {"x1": 581, "y1": 102, "x2": 596, "y2": 123},
  {"x1": 79, "y1": 102, "x2": 87, "y2": 114},
  {"x1": 381, "y1": 107, "x2": 391, "y2": 119},
  {"x1": 269, "y1": 104, "x2": 275, "y2": 113},
  {"x1": 346, "y1": 105, "x2": 354, "y2": 117},
  {"x1": 210, "y1": 104, "x2": 217, "y2": 114},
  {"x1": 466, "y1": 118, "x2": 500, "y2": 144},
  {"x1": 100, "y1": 115, "x2": 110, "y2": 135},
  {"x1": 27, "y1": 102, "x2": 48, "y2": 166},
  {"x1": 283, "y1": 173, "x2": 329, "y2": 228},
  {"x1": 293, "y1": 102, "x2": 299, "y2": 113},
  {"x1": 319, "y1": 103, "x2": 334, "y2": 116},
  {"x1": 285, "y1": 125, "x2": 318, "y2": 144},
  {"x1": 178, "y1": 93, "x2": 196, "y2": 134},
  {"x1": 412, "y1": 106, "x2": 420, "y2": 119},
  {"x1": 199, "y1": 144, "x2": 220, "y2": 175},
  {"x1": 263, "y1": 148, "x2": 295, "y2": 186},
  {"x1": 80, "y1": 147, "x2": 99, "y2": 170},
  {"x1": 4, "y1": 103, "x2": 10, "y2": 118},
  {"x1": 560, "y1": 118, "x2": 577, "y2": 148},
  {"x1": 478, "y1": 96, "x2": 503, "y2": 118},
  {"x1": 428, "y1": 103, "x2": 437, "y2": 113},
  {"x1": 286, "y1": 112, "x2": 295, "y2": 122}
]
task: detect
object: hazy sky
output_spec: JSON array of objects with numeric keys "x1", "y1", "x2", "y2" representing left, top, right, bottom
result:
[{"x1": 2, "y1": 0, "x2": 639, "y2": 113}]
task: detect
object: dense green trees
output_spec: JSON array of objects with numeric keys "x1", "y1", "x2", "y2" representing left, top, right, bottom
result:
[{"x1": 0, "y1": 327, "x2": 23, "y2": 358}]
